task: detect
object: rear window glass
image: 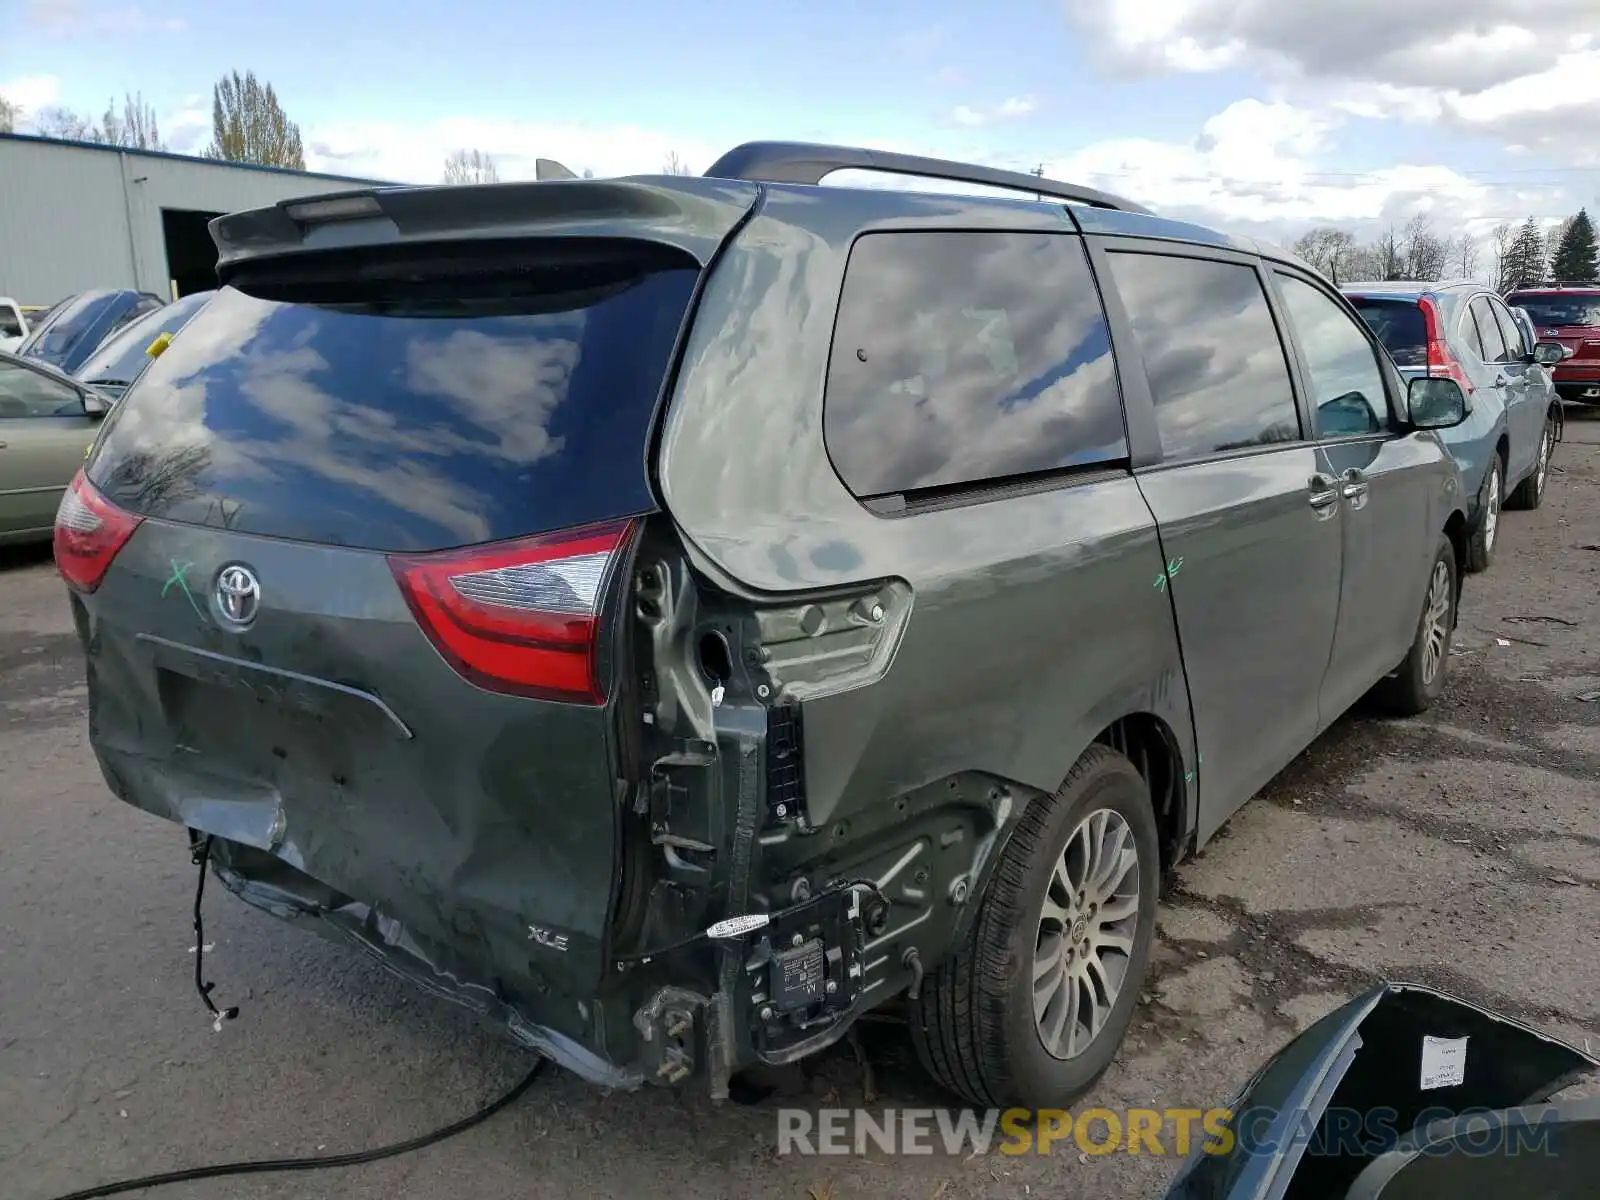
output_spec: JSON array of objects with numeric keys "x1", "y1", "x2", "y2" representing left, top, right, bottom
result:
[
  {"x1": 824, "y1": 230, "x2": 1127, "y2": 498},
  {"x1": 0, "y1": 308, "x2": 21, "y2": 338},
  {"x1": 76, "y1": 292, "x2": 215, "y2": 387},
  {"x1": 87, "y1": 251, "x2": 698, "y2": 551},
  {"x1": 22, "y1": 292, "x2": 114, "y2": 361},
  {"x1": 1508, "y1": 294, "x2": 1600, "y2": 328},
  {"x1": 1349, "y1": 298, "x2": 1428, "y2": 367}
]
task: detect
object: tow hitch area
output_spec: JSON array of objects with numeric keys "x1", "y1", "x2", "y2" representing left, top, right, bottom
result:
[
  {"x1": 631, "y1": 882, "x2": 886, "y2": 1093},
  {"x1": 746, "y1": 882, "x2": 880, "y2": 1063}
]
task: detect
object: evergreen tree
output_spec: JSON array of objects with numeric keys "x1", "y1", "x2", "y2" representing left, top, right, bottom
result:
[
  {"x1": 1550, "y1": 209, "x2": 1598, "y2": 282},
  {"x1": 1503, "y1": 217, "x2": 1548, "y2": 291}
]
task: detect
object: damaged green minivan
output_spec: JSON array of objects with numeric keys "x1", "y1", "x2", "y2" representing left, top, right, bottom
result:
[{"x1": 58, "y1": 142, "x2": 1472, "y2": 1109}]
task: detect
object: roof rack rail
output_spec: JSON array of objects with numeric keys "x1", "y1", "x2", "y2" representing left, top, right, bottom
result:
[
  {"x1": 702, "y1": 140, "x2": 1152, "y2": 215},
  {"x1": 1515, "y1": 279, "x2": 1600, "y2": 290}
]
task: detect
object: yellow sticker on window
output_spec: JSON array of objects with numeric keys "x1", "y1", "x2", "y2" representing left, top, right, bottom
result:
[{"x1": 145, "y1": 331, "x2": 174, "y2": 358}]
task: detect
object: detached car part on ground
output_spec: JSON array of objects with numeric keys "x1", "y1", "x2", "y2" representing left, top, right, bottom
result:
[
  {"x1": 58, "y1": 143, "x2": 1475, "y2": 1110},
  {"x1": 1345, "y1": 281, "x2": 1565, "y2": 574},
  {"x1": 1164, "y1": 983, "x2": 1599, "y2": 1199}
]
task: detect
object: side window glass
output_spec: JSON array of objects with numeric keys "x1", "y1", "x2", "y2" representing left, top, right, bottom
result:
[
  {"x1": 0, "y1": 361, "x2": 85, "y2": 418},
  {"x1": 1470, "y1": 297, "x2": 1509, "y2": 364},
  {"x1": 1489, "y1": 299, "x2": 1527, "y2": 362},
  {"x1": 1106, "y1": 252, "x2": 1300, "y2": 458},
  {"x1": 1459, "y1": 303, "x2": 1487, "y2": 361},
  {"x1": 1274, "y1": 274, "x2": 1388, "y2": 437},
  {"x1": 825, "y1": 231, "x2": 1127, "y2": 498}
]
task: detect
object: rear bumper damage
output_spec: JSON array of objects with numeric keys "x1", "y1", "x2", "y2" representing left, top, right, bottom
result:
[{"x1": 204, "y1": 833, "x2": 887, "y2": 1096}]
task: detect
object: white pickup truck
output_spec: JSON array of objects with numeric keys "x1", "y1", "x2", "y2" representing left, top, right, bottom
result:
[{"x1": 0, "y1": 298, "x2": 28, "y2": 353}]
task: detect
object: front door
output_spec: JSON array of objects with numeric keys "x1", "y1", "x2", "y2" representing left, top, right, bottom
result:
[
  {"x1": 0, "y1": 360, "x2": 98, "y2": 535},
  {"x1": 1484, "y1": 294, "x2": 1546, "y2": 486},
  {"x1": 1269, "y1": 270, "x2": 1441, "y2": 723},
  {"x1": 1099, "y1": 245, "x2": 1343, "y2": 840}
]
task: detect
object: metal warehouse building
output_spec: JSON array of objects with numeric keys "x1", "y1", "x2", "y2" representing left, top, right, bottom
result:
[{"x1": 0, "y1": 132, "x2": 387, "y2": 306}]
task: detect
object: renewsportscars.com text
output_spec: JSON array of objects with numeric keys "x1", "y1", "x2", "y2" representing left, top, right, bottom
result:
[{"x1": 776, "y1": 1106, "x2": 1561, "y2": 1158}]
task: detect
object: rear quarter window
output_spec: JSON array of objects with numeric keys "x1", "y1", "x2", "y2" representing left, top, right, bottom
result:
[
  {"x1": 87, "y1": 249, "x2": 699, "y2": 552},
  {"x1": 823, "y1": 230, "x2": 1127, "y2": 499}
]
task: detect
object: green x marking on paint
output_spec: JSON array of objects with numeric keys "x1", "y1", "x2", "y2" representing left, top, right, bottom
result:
[
  {"x1": 1153, "y1": 556, "x2": 1187, "y2": 591},
  {"x1": 162, "y1": 558, "x2": 205, "y2": 619}
]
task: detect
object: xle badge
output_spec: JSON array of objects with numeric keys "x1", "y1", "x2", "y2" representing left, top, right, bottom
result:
[{"x1": 528, "y1": 925, "x2": 569, "y2": 952}]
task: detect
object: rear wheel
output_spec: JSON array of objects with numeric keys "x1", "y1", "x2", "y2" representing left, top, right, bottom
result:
[
  {"x1": 911, "y1": 744, "x2": 1159, "y2": 1108},
  {"x1": 1464, "y1": 458, "x2": 1501, "y2": 573},
  {"x1": 1371, "y1": 535, "x2": 1456, "y2": 717},
  {"x1": 1506, "y1": 415, "x2": 1554, "y2": 511}
]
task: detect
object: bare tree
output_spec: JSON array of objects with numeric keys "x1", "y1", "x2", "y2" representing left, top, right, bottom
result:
[
  {"x1": 32, "y1": 105, "x2": 100, "y2": 141},
  {"x1": 207, "y1": 70, "x2": 304, "y2": 169},
  {"x1": 97, "y1": 92, "x2": 165, "y2": 150},
  {"x1": 1490, "y1": 223, "x2": 1515, "y2": 292},
  {"x1": 1401, "y1": 214, "x2": 1448, "y2": 281},
  {"x1": 1451, "y1": 234, "x2": 1480, "y2": 280},
  {"x1": 661, "y1": 151, "x2": 692, "y2": 175},
  {"x1": 442, "y1": 148, "x2": 500, "y2": 184},
  {"x1": 0, "y1": 94, "x2": 17, "y2": 134},
  {"x1": 1290, "y1": 227, "x2": 1357, "y2": 283}
]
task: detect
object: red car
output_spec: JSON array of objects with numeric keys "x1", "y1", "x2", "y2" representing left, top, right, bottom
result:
[{"x1": 1506, "y1": 283, "x2": 1600, "y2": 404}]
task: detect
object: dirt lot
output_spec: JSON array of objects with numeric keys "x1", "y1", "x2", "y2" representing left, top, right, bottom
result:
[{"x1": 4, "y1": 413, "x2": 1598, "y2": 1200}]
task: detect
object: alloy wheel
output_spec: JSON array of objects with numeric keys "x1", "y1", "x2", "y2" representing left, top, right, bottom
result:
[
  {"x1": 1536, "y1": 425, "x2": 1551, "y2": 497},
  {"x1": 1032, "y1": 808, "x2": 1142, "y2": 1060},
  {"x1": 1483, "y1": 463, "x2": 1501, "y2": 552},
  {"x1": 1420, "y1": 560, "x2": 1452, "y2": 686}
]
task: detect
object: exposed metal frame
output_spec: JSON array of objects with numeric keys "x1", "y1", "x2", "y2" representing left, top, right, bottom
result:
[{"x1": 703, "y1": 140, "x2": 1152, "y2": 214}]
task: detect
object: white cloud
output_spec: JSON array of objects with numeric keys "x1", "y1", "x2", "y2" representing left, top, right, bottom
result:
[
  {"x1": 1069, "y1": 0, "x2": 1600, "y2": 162},
  {"x1": 302, "y1": 116, "x2": 724, "y2": 184},
  {"x1": 0, "y1": 73, "x2": 61, "y2": 114},
  {"x1": 944, "y1": 96, "x2": 1036, "y2": 128},
  {"x1": 24, "y1": 1, "x2": 186, "y2": 35}
]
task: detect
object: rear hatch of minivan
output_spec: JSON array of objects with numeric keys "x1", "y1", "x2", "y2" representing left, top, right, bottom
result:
[{"x1": 60, "y1": 180, "x2": 758, "y2": 999}]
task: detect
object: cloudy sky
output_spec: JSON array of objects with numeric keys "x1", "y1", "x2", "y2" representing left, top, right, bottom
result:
[{"x1": 3, "y1": 0, "x2": 1598, "y2": 249}]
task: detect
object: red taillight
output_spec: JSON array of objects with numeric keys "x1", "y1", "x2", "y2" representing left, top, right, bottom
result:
[
  {"x1": 388, "y1": 519, "x2": 635, "y2": 704},
  {"x1": 53, "y1": 470, "x2": 142, "y2": 593},
  {"x1": 1418, "y1": 296, "x2": 1475, "y2": 395}
]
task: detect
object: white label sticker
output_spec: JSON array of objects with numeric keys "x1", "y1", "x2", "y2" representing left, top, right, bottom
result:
[{"x1": 1420, "y1": 1035, "x2": 1469, "y2": 1090}]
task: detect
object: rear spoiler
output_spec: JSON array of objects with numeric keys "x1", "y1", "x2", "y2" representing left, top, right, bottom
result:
[{"x1": 207, "y1": 175, "x2": 761, "y2": 278}]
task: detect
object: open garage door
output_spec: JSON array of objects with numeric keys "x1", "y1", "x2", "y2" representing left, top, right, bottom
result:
[{"x1": 161, "y1": 207, "x2": 224, "y2": 298}]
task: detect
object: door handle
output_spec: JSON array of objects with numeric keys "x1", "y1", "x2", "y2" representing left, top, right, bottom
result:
[
  {"x1": 1340, "y1": 467, "x2": 1369, "y2": 500},
  {"x1": 0, "y1": 440, "x2": 7, "y2": 449},
  {"x1": 1308, "y1": 473, "x2": 1340, "y2": 511}
]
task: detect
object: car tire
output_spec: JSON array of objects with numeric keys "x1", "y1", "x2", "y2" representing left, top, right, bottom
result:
[
  {"x1": 1371, "y1": 534, "x2": 1457, "y2": 717},
  {"x1": 1464, "y1": 458, "x2": 1501, "y2": 573},
  {"x1": 910, "y1": 744, "x2": 1159, "y2": 1109},
  {"x1": 1506, "y1": 414, "x2": 1554, "y2": 511}
]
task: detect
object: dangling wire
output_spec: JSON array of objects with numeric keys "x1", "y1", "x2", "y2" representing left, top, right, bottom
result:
[{"x1": 190, "y1": 835, "x2": 239, "y2": 1030}]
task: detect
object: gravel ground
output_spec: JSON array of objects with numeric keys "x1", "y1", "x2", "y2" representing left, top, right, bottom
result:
[{"x1": 3, "y1": 412, "x2": 1597, "y2": 1200}]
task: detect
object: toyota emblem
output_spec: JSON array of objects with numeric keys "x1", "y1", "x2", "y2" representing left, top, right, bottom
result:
[{"x1": 214, "y1": 564, "x2": 261, "y2": 627}]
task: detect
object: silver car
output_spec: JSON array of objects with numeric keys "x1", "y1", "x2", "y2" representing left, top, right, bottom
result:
[{"x1": 1344, "y1": 280, "x2": 1565, "y2": 572}]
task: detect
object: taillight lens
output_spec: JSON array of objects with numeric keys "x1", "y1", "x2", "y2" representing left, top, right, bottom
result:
[
  {"x1": 54, "y1": 470, "x2": 142, "y2": 593},
  {"x1": 388, "y1": 519, "x2": 635, "y2": 704},
  {"x1": 1418, "y1": 296, "x2": 1476, "y2": 394}
]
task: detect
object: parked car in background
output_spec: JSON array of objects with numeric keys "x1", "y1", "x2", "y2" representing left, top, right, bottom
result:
[
  {"x1": 1344, "y1": 280, "x2": 1565, "y2": 572},
  {"x1": 16, "y1": 288, "x2": 166, "y2": 374},
  {"x1": 73, "y1": 290, "x2": 217, "y2": 401},
  {"x1": 0, "y1": 349, "x2": 111, "y2": 544},
  {"x1": 0, "y1": 298, "x2": 29, "y2": 353},
  {"x1": 59, "y1": 143, "x2": 1474, "y2": 1112},
  {"x1": 1505, "y1": 283, "x2": 1600, "y2": 405}
]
